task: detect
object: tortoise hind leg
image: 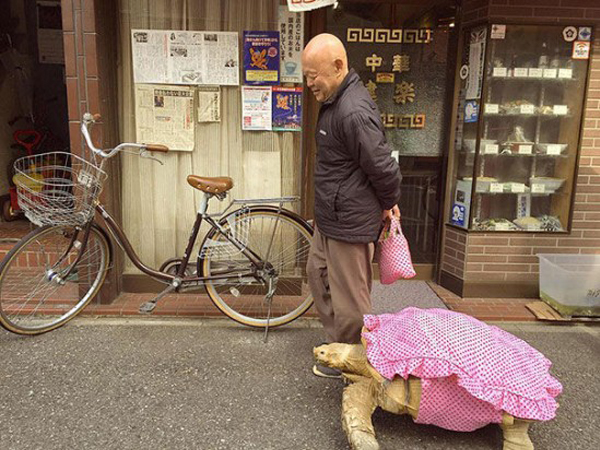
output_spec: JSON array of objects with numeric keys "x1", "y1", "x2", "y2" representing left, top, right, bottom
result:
[
  {"x1": 500, "y1": 418, "x2": 534, "y2": 450},
  {"x1": 341, "y1": 377, "x2": 380, "y2": 450}
]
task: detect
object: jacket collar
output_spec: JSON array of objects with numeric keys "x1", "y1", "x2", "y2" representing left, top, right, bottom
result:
[{"x1": 323, "y1": 69, "x2": 359, "y2": 106}]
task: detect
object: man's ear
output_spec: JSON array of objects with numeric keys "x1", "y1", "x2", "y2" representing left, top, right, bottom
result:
[{"x1": 334, "y1": 58, "x2": 345, "y2": 74}]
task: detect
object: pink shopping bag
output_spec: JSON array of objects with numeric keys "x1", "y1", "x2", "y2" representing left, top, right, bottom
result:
[{"x1": 378, "y1": 216, "x2": 416, "y2": 284}]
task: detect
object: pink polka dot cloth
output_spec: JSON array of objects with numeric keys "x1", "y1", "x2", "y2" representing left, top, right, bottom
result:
[{"x1": 362, "y1": 308, "x2": 563, "y2": 432}]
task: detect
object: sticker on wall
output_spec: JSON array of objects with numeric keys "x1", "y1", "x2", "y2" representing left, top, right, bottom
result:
[
  {"x1": 490, "y1": 24, "x2": 505, "y2": 40},
  {"x1": 459, "y1": 64, "x2": 469, "y2": 80},
  {"x1": 464, "y1": 101, "x2": 479, "y2": 123},
  {"x1": 578, "y1": 27, "x2": 592, "y2": 41},
  {"x1": 451, "y1": 203, "x2": 466, "y2": 227},
  {"x1": 572, "y1": 41, "x2": 591, "y2": 60},
  {"x1": 562, "y1": 26, "x2": 578, "y2": 42}
]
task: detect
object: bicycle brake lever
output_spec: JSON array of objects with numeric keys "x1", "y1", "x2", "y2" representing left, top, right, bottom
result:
[{"x1": 140, "y1": 149, "x2": 164, "y2": 165}]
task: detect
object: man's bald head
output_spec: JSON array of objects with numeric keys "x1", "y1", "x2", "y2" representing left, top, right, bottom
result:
[{"x1": 302, "y1": 34, "x2": 349, "y2": 102}]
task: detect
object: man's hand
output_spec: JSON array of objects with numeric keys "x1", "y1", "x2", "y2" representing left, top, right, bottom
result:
[{"x1": 382, "y1": 204, "x2": 401, "y2": 222}]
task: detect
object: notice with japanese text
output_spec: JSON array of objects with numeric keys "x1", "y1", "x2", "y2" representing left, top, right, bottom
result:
[
  {"x1": 135, "y1": 84, "x2": 195, "y2": 151},
  {"x1": 278, "y1": 6, "x2": 304, "y2": 83},
  {"x1": 272, "y1": 87, "x2": 302, "y2": 131},
  {"x1": 197, "y1": 86, "x2": 221, "y2": 122},
  {"x1": 242, "y1": 86, "x2": 272, "y2": 131},
  {"x1": 243, "y1": 31, "x2": 280, "y2": 85}
]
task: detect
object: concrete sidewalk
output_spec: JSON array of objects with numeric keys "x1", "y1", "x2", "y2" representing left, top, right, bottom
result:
[{"x1": 1, "y1": 318, "x2": 598, "y2": 450}]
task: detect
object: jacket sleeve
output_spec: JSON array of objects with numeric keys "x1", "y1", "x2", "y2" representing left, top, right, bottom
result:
[{"x1": 341, "y1": 111, "x2": 402, "y2": 210}]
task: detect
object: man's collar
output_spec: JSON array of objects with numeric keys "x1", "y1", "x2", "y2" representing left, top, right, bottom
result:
[{"x1": 323, "y1": 69, "x2": 357, "y2": 106}]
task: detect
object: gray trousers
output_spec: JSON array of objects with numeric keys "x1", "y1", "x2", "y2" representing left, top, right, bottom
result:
[{"x1": 306, "y1": 226, "x2": 375, "y2": 344}]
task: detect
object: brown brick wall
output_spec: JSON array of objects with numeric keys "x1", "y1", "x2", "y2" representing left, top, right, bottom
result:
[
  {"x1": 452, "y1": 0, "x2": 600, "y2": 289},
  {"x1": 61, "y1": 0, "x2": 121, "y2": 303}
]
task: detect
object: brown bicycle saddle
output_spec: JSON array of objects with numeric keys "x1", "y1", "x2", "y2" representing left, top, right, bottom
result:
[{"x1": 187, "y1": 175, "x2": 234, "y2": 194}]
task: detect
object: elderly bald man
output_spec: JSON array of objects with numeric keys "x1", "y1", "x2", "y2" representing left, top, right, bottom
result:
[{"x1": 302, "y1": 34, "x2": 402, "y2": 379}]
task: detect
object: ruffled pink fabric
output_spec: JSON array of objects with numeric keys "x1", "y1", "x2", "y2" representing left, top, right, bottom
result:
[{"x1": 363, "y1": 308, "x2": 562, "y2": 431}]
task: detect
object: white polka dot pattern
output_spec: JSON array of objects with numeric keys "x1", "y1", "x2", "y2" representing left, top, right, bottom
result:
[
  {"x1": 378, "y1": 217, "x2": 416, "y2": 284},
  {"x1": 362, "y1": 308, "x2": 563, "y2": 431}
]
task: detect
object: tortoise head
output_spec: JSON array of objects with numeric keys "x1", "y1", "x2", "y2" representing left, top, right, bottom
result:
[{"x1": 313, "y1": 343, "x2": 372, "y2": 377}]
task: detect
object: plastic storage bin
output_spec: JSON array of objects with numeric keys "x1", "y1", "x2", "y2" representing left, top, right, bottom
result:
[{"x1": 538, "y1": 254, "x2": 600, "y2": 317}]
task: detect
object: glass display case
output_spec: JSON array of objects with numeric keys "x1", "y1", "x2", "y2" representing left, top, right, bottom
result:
[{"x1": 449, "y1": 24, "x2": 591, "y2": 232}]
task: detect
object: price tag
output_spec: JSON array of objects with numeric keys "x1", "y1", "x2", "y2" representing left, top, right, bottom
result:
[
  {"x1": 531, "y1": 184, "x2": 545, "y2": 194},
  {"x1": 511, "y1": 183, "x2": 525, "y2": 193},
  {"x1": 543, "y1": 69, "x2": 557, "y2": 78},
  {"x1": 553, "y1": 105, "x2": 568, "y2": 115},
  {"x1": 514, "y1": 68, "x2": 529, "y2": 77},
  {"x1": 486, "y1": 104, "x2": 499, "y2": 114},
  {"x1": 490, "y1": 183, "x2": 503, "y2": 193},
  {"x1": 520, "y1": 104, "x2": 535, "y2": 114},
  {"x1": 547, "y1": 144, "x2": 562, "y2": 155},
  {"x1": 528, "y1": 68, "x2": 543, "y2": 77},
  {"x1": 494, "y1": 222, "x2": 510, "y2": 231},
  {"x1": 558, "y1": 69, "x2": 573, "y2": 79},
  {"x1": 518, "y1": 145, "x2": 533, "y2": 155},
  {"x1": 484, "y1": 144, "x2": 499, "y2": 154},
  {"x1": 493, "y1": 67, "x2": 507, "y2": 77}
]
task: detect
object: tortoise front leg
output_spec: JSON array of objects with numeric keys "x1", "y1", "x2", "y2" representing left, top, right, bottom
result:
[
  {"x1": 500, "y1": 418, "x2": 534, "y2": 450},
  {"x1": 341, "y1": 377, "x2": 380, "y2": 450}
]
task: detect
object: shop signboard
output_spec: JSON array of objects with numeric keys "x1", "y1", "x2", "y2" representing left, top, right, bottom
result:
[{"x1": 243, "y1": 31, "x2": 280, "y2": 85}]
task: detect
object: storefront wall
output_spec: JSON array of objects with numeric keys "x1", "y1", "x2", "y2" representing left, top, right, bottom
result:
[
  {"x1": 61, "y1": 0, "x2": 600, "y2": 301},
  {"x1": 440, "y1": 0, "x2": 600, "y2": 297}
]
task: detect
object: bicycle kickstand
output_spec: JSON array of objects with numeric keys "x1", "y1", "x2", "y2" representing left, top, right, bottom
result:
[
  {"x1": 263, "y1": 278, "x2": 275, "y2": 343},
  {"x1": 139, "y1": 283, "x2": 178, "y2": 314}
]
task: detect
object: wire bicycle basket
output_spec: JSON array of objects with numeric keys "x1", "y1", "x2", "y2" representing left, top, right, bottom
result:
[
  {"x1": 13, "y1": 152, "x2": 107, "y2": 227},
  {"x1": 200, "y1": 206, "x2": 251, "y2": 259}
]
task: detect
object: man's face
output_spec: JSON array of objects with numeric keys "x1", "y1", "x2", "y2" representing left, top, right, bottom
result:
[{"x1": 302, "y1": 55, "x2": 340, "y2": 103}]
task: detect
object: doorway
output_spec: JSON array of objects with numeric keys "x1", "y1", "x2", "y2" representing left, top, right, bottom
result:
[{"x1": 325, "y1": 0, "x2": 459, "y2": 278}]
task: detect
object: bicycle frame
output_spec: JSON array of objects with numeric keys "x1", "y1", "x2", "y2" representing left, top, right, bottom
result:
[{"x1": 94, "y1": 195, "x2": 300, "y2": 289}]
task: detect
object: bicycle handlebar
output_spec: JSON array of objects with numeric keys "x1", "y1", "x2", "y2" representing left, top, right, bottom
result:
[{"x1": 81, "y1": 112, "x2": 169, "y2": 159}]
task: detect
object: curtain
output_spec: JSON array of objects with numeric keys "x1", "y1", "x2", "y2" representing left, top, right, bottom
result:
[{"x1": 117, "y1": 0, "x2": 302, "y2": 273}]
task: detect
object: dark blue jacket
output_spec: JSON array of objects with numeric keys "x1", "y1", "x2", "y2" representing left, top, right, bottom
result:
[{"x1": 314, "y1": 69, "x2": 402, "y2": 243}]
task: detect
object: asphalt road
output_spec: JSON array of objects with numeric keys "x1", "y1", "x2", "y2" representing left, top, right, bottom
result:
[{"x1": 1, "y1": 318, "x2": 598, "y2": 450}]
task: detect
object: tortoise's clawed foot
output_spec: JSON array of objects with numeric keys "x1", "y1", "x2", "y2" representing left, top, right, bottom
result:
[
  {"x1": 501, "y1": 420, "x2": 534, "y2": 450},
  {"x1": 347, "y1": 430, "x2": 380, "y2": 450}
]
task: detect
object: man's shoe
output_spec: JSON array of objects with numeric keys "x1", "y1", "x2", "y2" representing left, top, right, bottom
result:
[{"x1": 312, "y1": 364, "x2": 342, "y2": 379}]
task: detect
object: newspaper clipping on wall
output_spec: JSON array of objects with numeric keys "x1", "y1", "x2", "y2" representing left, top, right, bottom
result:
[
  {"x1": 135, "y1": 84, "x2": 195, "y2": 151},
  {"x1": 197, "y1": 86, "x2": 221, "y2": 122},
  {"x1": 131, "y1": 30, "x2": 239, "y2": 86},
  {"x1": 242, "y1": 86, "x2": 272, "y2": 131}
]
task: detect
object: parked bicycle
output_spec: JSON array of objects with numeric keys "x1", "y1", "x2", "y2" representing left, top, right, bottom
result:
[{"x1": 0, "y1": 113, "x2": 313, "y2": 335}]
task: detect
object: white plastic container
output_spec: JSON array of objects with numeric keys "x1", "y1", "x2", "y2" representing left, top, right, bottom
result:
[{"x1": 538, "y1": 254, "x2": 600, "y2": 317}]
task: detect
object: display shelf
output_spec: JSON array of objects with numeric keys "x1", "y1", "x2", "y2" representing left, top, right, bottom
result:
[{"x1": 448, "y1": 23, "x2": 590, "y2": 232}]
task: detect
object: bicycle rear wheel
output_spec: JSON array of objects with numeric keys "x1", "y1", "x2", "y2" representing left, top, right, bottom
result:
[
  {"x1": 0, "y1": 224, "x2": 110, "y2": 334},
  {"x1": 199, "y1": 208, "x2": 313, "y2": 328}
]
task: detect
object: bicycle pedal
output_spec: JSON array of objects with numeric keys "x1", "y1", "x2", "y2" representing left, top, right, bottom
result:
[{"x1": 139, "y1": 301, "x2": 157, "y2": 314}]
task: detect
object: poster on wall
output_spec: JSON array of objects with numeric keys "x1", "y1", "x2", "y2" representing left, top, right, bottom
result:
[
  {"x1": 243, "y1": 31, "x2": 280, "y2": 85},
  {"x1": 131, "y1": 30, "x2": 239, "y2": 85},
  {"x1": 36, "y1": 1, "x2": 64, "y2": 64},
  {"x1": 278, "y1": 6, "x2": 304, "y2": 83},
  {"x1": 242, "y1": 86, "x2": 272, "y2": 131},
  {"x1": 197, "y1": 86, "x2": 221, "y2": 122},
  {"x1": 272, "y1": 87, "x2": 302, "y2": 131},
  {"x1": 135, "y1": 84, "x2": 195, "y2": 151}
]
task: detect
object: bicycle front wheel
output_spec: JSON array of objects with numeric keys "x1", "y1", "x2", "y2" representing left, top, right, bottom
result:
[
  {"x1": 199, "y1": 208, "x2": 313, "y2": 328},
  {"x1": 0, "y1": 224, "x2": 110, "y2": 334}
]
